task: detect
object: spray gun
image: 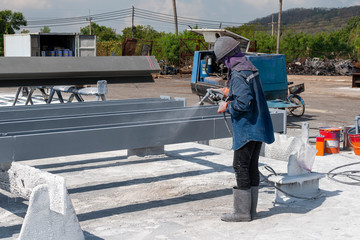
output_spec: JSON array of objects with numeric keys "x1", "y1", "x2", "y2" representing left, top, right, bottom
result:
[
  {"x1": 198, "y1": 88, "x2": 233, "y2": 136},
  {"x1": 198, "y1": 88, "x2": 227, "y2": 105}
]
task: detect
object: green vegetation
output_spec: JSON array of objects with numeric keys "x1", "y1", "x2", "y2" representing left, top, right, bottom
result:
[
  {"x1": 40, "y1": 26, "x2": 51, "y2": 33},
  {"x1": 0, "y1": 10, "x2": 27, "y2": 55},
  {"x1": 226, "y1": 16, "x2": 360, "y2": 62},
  {"x1": 0, "y1": 8, "x2": 359, "y2": 62}
]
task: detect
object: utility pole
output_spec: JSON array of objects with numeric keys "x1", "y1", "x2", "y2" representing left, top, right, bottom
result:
[
  {"x1": 86, "y1": 9, "x2": 93, "y2": 35},
  {"x1": 132, "y1": 6, "x2": 135, "y2": 38},
  {"x1": 172, "y1": 0, "x2": 178, "y2": 36},
  {"x1": 271, "y1": 15, "x2": 274, "y2": 36},
  {"x1": 276, "y1": 0, "x2": 282, "y2": 54}
]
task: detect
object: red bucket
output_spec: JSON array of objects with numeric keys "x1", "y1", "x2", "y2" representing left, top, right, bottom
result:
[
  {"x1": 319, "y1": 127, "x2": 341, "y2": 154},
  {"x1": 348, "y1": 128, "x2": 360, "y2": 156}
]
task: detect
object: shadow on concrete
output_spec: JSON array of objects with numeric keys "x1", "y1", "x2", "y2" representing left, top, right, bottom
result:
[
  {"x1": 68, "y1": 151, "x2": 229, "y2": 194},
  {"x1": 77, "y1": 188, "x2": 232, "y2": 222},
  {"x1": 258, "y1": 189, "x2": 341, "y2": 219},
  {"x1": 287, "y1": 114, "x2": 316, "y2": 127},
  {"x1": 30, "y1": 155, "x2": 128, "y2": 170},
  {"x1": 0, "y1": 192, "x2": 28, "y2": 238},
  {"x1": 68, "y1": 168, "x2": 215, "y2": 194},
  {"x1": 83, "y1": 230, "x2": 105, "y2": 240},
  {"x1": 0, "y1": 224, "x2": 22, "y2": 239}
]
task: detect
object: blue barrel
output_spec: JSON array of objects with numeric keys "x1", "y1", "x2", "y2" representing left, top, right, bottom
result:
[
  {"x1": 56, "y1": 50, "x2": 63, "y2": 57},
  {"x1": 50, "y1": 51, "x2": 56, "y2": 57},
  {"x1": 63, "y1": 49, "x2": 69, "y2": 57},
  {"x1": 68, "y1": 50, "x2": 73, "y2": 57}
]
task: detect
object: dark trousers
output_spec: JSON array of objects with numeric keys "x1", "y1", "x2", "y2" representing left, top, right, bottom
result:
[{"x1": 233, "y1": 141, "x2": 263, "y2": 190}]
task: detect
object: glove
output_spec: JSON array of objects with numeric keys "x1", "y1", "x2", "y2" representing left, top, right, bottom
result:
[
  {"x1": 218, "y1": 101, "x2": 230, "y2": 114},
  {"x1": 221, "y1": 87, "x2": 229, "y2": 97}
]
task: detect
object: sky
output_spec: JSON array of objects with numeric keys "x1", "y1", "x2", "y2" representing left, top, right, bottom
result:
[{"x1": 2, "y1": 0, "x2": 360, "y2": 34}]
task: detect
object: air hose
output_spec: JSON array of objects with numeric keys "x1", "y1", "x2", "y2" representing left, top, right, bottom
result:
[{"x1": 327, "y1": 161, "x2": 360, "y2": 185}]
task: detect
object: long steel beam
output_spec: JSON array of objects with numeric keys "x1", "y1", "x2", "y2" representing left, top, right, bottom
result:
[
  {"x1": 0, "y1": 56, "x2": 160, "y2": 87},
  {"x1": 0, "y1": 98, "x2": 185, "y2": 122},
  {"x1": 0, "y1": 99, "x2": 286, "y2": 163}
]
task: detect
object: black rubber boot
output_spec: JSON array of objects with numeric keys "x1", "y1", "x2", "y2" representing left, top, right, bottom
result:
[
  {"x1": 250, "y1": 186, "x2": 259, "y2": 220},
  {"x1": 221, "y1": 187, "x2": 251, "y2": 222}
]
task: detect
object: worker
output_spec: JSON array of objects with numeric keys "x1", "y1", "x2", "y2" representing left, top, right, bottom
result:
[{"x1": 214, "y1": 36, "x2": 275, "y2": 222}]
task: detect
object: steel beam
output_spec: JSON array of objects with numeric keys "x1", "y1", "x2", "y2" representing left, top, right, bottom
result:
[
  {"x1": 0, "y1": 56, "x2": 160, "y2": 87},
  {"x1": 0, "y1": 99, "x2": 286, "y2": 163},
  {"x1": 0, "y1": 98, "x2": 185, "y2": 122}
]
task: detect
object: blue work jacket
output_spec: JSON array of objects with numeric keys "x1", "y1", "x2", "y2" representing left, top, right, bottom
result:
[{"x1": 226, "y1": 70, "x2": 275, "y2": 150}]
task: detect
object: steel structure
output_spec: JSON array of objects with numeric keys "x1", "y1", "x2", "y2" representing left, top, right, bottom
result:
[
  {"x1": 0, "y1": 98, "x2": 286, "y2": 163},
  {"x1": 0, "y1": 56, "x2": 160, "y2": 87}
]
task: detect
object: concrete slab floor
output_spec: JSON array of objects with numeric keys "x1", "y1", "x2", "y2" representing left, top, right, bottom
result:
[{"x1": 1, "y1": 142, "x2": 360, "y2": 239}]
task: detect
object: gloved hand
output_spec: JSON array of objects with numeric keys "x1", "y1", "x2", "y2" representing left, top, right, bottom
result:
[
  {"x1": 218, "y1": 100, "x2": 230, "y2": 114},
  {"x1": 221, "y1": 87, "x2": 229, "y2": 97}
]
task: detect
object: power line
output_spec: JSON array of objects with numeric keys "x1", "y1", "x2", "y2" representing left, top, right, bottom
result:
[{"x1": 25, "y1": 7, "x2": 244, "y2": 30}]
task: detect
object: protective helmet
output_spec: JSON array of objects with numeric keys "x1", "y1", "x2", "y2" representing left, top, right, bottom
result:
[{"x1": 214, "y1": 36, "x2": 241, "y2": 63}]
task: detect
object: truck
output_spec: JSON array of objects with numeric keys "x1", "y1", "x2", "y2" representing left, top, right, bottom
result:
[
  {"x1": 189, "y1": 29, "x2": 305, "y2": 116},
  {"x1": 4, "y1": 33, "x2": 96, "y2": 57}
]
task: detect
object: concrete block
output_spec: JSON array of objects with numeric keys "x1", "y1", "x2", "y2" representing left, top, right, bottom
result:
[
  {"x1": 1, "y1": 162, "x2": 84, "y2": 240},
  {"x1": 19, "y1": 184, "x2": 84, "y2": 240}
]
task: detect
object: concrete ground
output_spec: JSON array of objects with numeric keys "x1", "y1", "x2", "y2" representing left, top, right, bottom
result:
[
  {"x1": 0, "y1": 74, "x2": 360, "y2": 239},
  {"x1": 1, "y1": 143, "x2": 360, "y2": 239}
]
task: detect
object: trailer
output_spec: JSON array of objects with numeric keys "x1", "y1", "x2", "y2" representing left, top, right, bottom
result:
[{"x1": 4, "y1": 33, "x2": 96, "y2": 57}]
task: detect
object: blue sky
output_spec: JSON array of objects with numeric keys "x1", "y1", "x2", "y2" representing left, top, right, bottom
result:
[{"x1": 2, "y1": 0, "x2": 360, "y2": 34}]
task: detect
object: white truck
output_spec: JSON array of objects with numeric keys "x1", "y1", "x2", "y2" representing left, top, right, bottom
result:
[{"x1": 4, "y1": 32, "x2": 96, "y2": 57}]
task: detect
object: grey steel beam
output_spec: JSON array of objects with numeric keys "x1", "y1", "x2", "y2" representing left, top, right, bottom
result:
[
  {"x1": 0, "y1": 117, "x2": 230, "y2": 162},
  {"x1": 0, "y1": 56, "x2": 160, "y2": 87},
  {"x1": 0, "y1": 106, "x2": 219, "y2": 134},
  {"x1": 0, "y1": 99, "x2": 185, "y2": 122},
  {"x1": 0, "y1": 99, "x2": 286, "y2": 163}
]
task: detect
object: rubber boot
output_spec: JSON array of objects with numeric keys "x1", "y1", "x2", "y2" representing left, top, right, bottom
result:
[
  {"x1": 221, "y1": 187, "x2": 251, "y2": 222},
  {"x1": 250, "y1": 186, "x2": 259, "y2": 220}
]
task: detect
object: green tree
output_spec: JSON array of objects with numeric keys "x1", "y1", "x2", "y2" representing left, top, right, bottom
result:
[
  {"x1": 40, "y1": 26, "x2": 51, "y2": 33},
  {"x1": 121, "y1": 25, "x2": 161, "y2": 41},
  {"x1": 0, "y1": 10, "x2": 27, "y2": 56},
  {"x1": 80, "y1": 22, "x2": 119, "y2": 41}
]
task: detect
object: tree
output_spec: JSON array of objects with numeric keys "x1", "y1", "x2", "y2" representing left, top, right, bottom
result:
[
  {"x1": 80, "y1": 23, "x2": 119, "y2": 41},
  {"x1": 121, "y1": 25, "x2": 161, "y2": 41},
  {"x1": 0, "y1": 10, "x2": 27, "y2": 56},
  {"x1": 0, "y1": 10, "x2": 27, "y2": 34},
  {"x1": 40, "y1": 26, "x2": 51, "y2": 33},
  {"x1": 21, "y1": 29, "x2": 30, "y2": 34}
]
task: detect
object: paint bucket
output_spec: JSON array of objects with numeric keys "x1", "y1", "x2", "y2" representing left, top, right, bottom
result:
[
  {"x1": 348, "y1": 128, "x2": 360, "y2": 156},
  {"x1": 319, "y1": 127, "x2": 341, "y2": 154},
  {"x1": 63, "y1": 49, "x2": 69, "y2": 57}
]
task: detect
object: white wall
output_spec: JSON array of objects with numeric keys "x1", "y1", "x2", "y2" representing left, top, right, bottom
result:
[{"x1": 4, "y1": 34, "x2": 31, "y2": 57}]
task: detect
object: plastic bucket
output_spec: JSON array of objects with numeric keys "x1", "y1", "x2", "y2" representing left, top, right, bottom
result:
[
  {"x1": 348, "y1": 128, "x2": 360, "y2": 156},
  {"x1": 319, "y1": 127, "x2": 341, "y2": 154}
]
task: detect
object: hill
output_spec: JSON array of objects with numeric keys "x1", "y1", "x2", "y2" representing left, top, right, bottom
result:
[{"x1": 249, "y1": 6, "x2": 360, "y2": 34}]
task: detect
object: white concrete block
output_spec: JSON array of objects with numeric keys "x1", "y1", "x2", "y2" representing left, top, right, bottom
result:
[
  {"x1": 3, "y1": 162, "x2": 84, "y2": 240},
  {"x1": 19, "y1": 184, "x2": 84, "y2": 240}
]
